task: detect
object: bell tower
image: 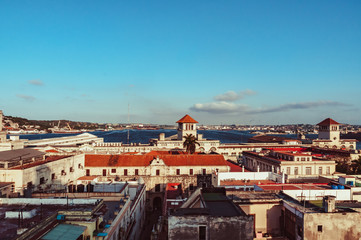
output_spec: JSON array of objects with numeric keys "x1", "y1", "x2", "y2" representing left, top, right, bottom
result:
[
  {"x1": 176, "y1": 114, "x2": 198, "y2": 140},
  {"x1": 317, "y1": 118, "x2": 340, "y2": 143}
]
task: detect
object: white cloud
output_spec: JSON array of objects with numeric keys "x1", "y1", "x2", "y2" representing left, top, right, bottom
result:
[
  {"x1": 17, "y1": 94, "x2": 36, "y2": 101},
  {"x1": 190, "y1": 101, "x2": 248, "y2": 114},
  {"x1": 214, "y1": 89, "x2": 256, "y2": 102},
  {"x1": 190, "y1": 100, "x2": 349, "y2": 115},
  {"x1": 28, "y1": 79, "x2": 44, "y2": 86}
]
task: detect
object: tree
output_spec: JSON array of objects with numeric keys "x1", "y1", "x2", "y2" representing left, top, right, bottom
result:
[
  {"x1": 183, "y1": 134, "x2": 200, "y2": 154},
  {"x1": 351, "y1": 156, "x2": 361, "y2": 174}
]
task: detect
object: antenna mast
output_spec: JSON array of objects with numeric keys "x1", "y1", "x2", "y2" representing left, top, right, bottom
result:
[{"x1": 127, "y1": 103, "x2": 130, "y2": 144}]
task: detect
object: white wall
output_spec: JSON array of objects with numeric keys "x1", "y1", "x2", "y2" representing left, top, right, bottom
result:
[
  {"x1": 215, "y1": 172, "x2": 283, "y2": 186},
  {"x1": 283, "y1": 189, "x2": 351, "y2": 201}
]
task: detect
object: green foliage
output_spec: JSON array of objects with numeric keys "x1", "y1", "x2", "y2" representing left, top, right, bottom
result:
[{"x1": 183, "y1": 134, "x2": 200, "y2": 154}]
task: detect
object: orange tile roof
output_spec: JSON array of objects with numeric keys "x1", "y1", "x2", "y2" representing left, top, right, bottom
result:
[
  {"x1": 176, "y1": 114, "x2": 198, "y2": 123},
  {"x1": 85, "y1": 154, "x2": 228, "y2": 167},
  {"x1": 317, "y1": 118, "x2": 340, "y2": 126}
]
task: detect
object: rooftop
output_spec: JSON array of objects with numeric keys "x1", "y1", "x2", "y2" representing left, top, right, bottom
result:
[
  {"x1": 0, "y1": 198, "x2": 105, "y2": 240},
  {"x1": 225, "y1": 160, "x2": 249, "y2": 172},
  {"x1": 317, "y1": 118, "x2": 340, "y2": 126},
  {"x1": 176, "y1": 114, "x2": 198, "y2": 124},
  {"x1": 0, "y1": 148, "x2": 44, "y2": 162},
  {"x1": 41, "y1": 224, "x2": 87, "y2": 240},
  {"x1": 10, "y1": 155, "x2": 71, "y2": 169},
  {"x1": 257, "y1": 183, "x2": 331, "y2": 191},
  {"x1": 173, "y1": 188, "x2": 245, "y2": 217},
  {"x1": 85, "y1": 154, "x2": 228, "y2": 167},
  {"x1": 220, "y1": 179, "x2": 275, "y2": 186}
]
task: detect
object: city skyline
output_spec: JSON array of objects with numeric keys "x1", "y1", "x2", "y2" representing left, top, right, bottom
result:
[{"x1": 1, "y1": 1, "x2": 361, "y2": 125}]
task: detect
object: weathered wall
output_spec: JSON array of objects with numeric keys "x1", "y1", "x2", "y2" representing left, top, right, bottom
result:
[
  {"x1": 168, "y1": 215, "x2": 254, "y2": 240},
  {"x1": 239, "y1": 203, "x2": 282, "y2": 236},
  {"x1": 303, "y1": 212, "x2": 361, "y2": 240}
]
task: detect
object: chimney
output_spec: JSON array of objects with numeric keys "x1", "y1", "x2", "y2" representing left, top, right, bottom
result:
[
  {"x1": 159, "y1": 133, "x2": 165, "y2": 141},
  {"x1": 323, "y1": 195, "x2": 336, "y2": 213}
]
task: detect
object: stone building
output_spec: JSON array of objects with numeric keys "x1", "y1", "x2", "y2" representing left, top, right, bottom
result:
[
  {"x1": 150, "y1": 114, "x2": 220, "y2": 153},
  {"x1": 313, "y1": 118, "x2": 357, "y2": 150},
  {"x1": 282, "y1": 194, "x2": 361, "y2": 240},
  {"x1": 168, "y1": 188, "x2": 254, "y2": 240},
  {"x1": 0, "y1": 149, "x2": 85, "y2": 194},
  {"x1": 230, "y1": 192, "x2": 283, "y2": 238},
  {"x1": 84, "y1": 151, "x2": 230, "y2": 210},
  {"x1": 243, "y1": 147, "x2": 336, "y2": 179},
  {"x1": 31, "y1": 179, "x2": 146, "y2": 240}
]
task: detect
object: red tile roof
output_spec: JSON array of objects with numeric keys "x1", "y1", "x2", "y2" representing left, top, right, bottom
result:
[
  {"x1": 85, "y1": 154, "x2": 228, "y2": 167},
  {"x1": 176, "y1": 114, "x2": 198, "y2": 123},
  {"x1": 45, "y1": 149, "x2": 59, "y2": 153},
  {"x1": 166, "y1": 183, "x2": 183, "y2": 199},
  {"x1": 225, "y1": 161, "x2": 249, "y2": 172},
  {"x1": 317, "y1": 118, "x2": 340, "y2": 126},
  {"x1": 220, "y1": 179, "x2": 275, "y2": 186}
]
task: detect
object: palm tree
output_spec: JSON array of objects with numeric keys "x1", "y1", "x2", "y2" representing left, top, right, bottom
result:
[{"x1": 183, "y1": 134, "x2": 200, "y2": 154}]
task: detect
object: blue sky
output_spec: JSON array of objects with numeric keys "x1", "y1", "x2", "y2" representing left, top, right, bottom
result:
[{"x1": 1, "y1": 1, "x2": 360, "y2": 125}]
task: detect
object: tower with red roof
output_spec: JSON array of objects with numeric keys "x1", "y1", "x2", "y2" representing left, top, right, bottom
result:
[
  {"x1": 176, "y1": 114, "x2": 198, "y2": 140},
  {"x1": 317, "y1": 118, "x2": 340, "y2": 143}
]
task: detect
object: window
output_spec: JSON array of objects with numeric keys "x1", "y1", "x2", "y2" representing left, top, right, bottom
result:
[
  {"x1": 69, "y1": 167, "x2": 74, "y2": 172},
  {"x1": 124, "y1": 169, "x2": 128, "y2": 176},
  {"x1": 189, "y1": 184, "x2": 194, "y2": 191},
  {"x1": 189, "y1": 169, "x2": 193, "y2": 175},
  {"x1": 202, "y1": 169, "x2": 206, "y2": 175},
  {"x1": 326, "y1": 167, "x2": 330, "y2": 175},
  {"x1": 40, "y1": 177, "x2": 45, "y2": 184},
  {"x1": 176, "y1": 169, "x2": 180, "y2": 175},
  {"x1": 61, "y1": 170, "x2": 66, "y2": 176},
  {"x1": 294, "y1": 167, "x2": 298, "y2": 175},
  {"x1": 103, "y1": 169, "x2": 107, "y2": 176},
  {"x1": 156, "y1": 169, "x2": 160, "y2": 176},
  {"x1": 318, "y1": 225, "x2": 323, "y2": 232},
  {"x1": 286, "y1": 167, "x2": 291, "y2": 175},
  {"x1": 306, "y1": 167, "x2": 312, "y2": 175},
  {"x1": 155, "y1": 184, "x2": 161, "y2": 192},
  {"x1": 319, "y1": 167, "x2": 323, "y2": 175},
  {"x1": 135, "y1": 169, "x2": 139, "y2": 176},
  {"x1": 199, "y1": 226, "x2": 206, "y2": 240},
  {"x1": 111, "y1": 169, "x2": 116, "y2": 173},
  {"x1": 86, "y1": 169, "x2": 90, "y2": 176},
  {"x1": 51, "y1": 173, "x2": 55, "y2": 180}
]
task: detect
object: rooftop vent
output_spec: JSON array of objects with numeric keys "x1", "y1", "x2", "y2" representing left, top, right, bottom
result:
[{"x1": 323, "y1": 195, "x2": 336, "y2": 213}]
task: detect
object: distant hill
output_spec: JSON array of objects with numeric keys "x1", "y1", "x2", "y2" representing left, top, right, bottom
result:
[{"x1": 4, "y1": 115, "x2": 103, "y2": 130}]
